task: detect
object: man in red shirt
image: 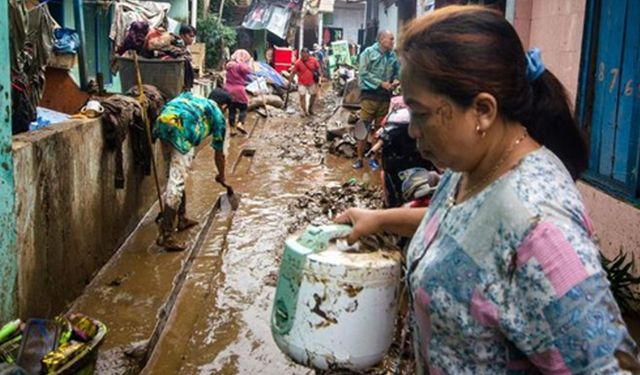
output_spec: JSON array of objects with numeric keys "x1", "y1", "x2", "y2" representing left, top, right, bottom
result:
[{"x1": 290, "y1": 48, "x2": 320, "y2": 117}]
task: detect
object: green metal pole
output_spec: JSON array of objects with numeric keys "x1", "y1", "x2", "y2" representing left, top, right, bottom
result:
[
  {"x1": 0, "y1": 0, "x2": 18, "y2": 322},
  {"x1": 73, "y1": 0, "x2": 88, "y2": 90}
]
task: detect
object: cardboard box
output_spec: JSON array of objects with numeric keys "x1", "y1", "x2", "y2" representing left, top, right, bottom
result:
[{"x1": 188, "y1": 43, "x2": 206, "y2": 73}]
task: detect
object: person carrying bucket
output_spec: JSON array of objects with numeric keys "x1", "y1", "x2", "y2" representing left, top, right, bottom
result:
[{"x1": 153, "y1": 91, "x2": 229, "y2": 251}]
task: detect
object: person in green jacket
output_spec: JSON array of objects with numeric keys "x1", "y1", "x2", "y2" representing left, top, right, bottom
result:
[
  {"x1": 153, "y1": 91, "x2": 229, "y2": 251},
  {"x1": 354, "y1": 30, "x2": 400, "y2": 170}
]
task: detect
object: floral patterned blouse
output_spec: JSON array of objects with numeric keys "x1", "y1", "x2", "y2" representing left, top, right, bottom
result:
[
  {"x1": 406, "y1": 147, "x2": 638, "y2": 374},
  {"x1": 153, "y1": 92, "x2": 226, "y2": 154}
]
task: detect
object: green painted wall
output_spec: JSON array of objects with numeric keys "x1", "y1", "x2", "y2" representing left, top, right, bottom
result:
[
  {"x1": 64, "y1": 0, "x2": 75, "y2": 28},
  {"x1": 61, "y1": 0, "x2": 123, "y2": 92},
  {"x1": 0, "y1": 0, "x2": 18, "y2": 323},
  {"x1": 169, "y1": 0, "x2": 189, "y2": 23}
]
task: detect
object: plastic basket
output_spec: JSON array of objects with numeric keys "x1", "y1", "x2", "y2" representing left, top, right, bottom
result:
[
  {"x1": 0, "y1": 319, "x2": 107, "y2": 375},
  {"x1": 55, "y1": 319, "x2": 107, "y2": 375},
  {"x1": 0, "y1": 335, "x2": 21, "y2": 365},
  {"x1": 117, "y1": 55, "x2": 185, "y2": 98}
]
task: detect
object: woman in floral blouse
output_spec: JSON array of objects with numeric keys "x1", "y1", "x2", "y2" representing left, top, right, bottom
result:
[{"x1": 336, "y1": 5, "x2": 639, "y2": 374}]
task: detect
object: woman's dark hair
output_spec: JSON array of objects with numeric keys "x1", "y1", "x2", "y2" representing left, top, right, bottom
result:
[{"x1": 400, "y1": 5, "x2": 588, "y2": 179}]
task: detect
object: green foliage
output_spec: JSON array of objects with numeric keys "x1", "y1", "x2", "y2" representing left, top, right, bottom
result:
[
  {"x1": 601, "y1": 250, "x2": 640, "y2": 315},
  {"x1": 197, "y1": 14, "x2": 236, "y2": 70}
]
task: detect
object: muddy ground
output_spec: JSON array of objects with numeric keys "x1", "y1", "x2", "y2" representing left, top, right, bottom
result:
[{"x1": 70, "y1": 86, "x2": 413, "y2": 374}]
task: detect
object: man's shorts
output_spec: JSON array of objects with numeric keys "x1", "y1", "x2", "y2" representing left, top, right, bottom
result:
[
  {"x1": 298, "y1": 83, "x2": 318, "y2": 96},
  {"x1": 360, "y1": 99, "x2": 390, "y2": 123}
]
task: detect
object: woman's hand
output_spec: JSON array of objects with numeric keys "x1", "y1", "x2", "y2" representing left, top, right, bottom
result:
[
  {"x1": 334, "y1": 208, "x2": 383, "y2": 245},
  {"x1": 335, "y1": 207, "x2": 427, "y2": 243}
]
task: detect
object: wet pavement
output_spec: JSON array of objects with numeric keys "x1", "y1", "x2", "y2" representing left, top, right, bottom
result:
[{"x1": 69, "y1": 90, "x2": 388, "y2": 374}]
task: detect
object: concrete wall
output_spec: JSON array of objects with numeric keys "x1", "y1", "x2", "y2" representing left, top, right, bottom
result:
[
  {"x1": 13, "y1": 118, "x2": 169, "y2": 318},
  {"x1": 515, "y1": 0, "x2": 640, "y2": 263},
  {"x1": 332, "y1": 1, "x2": 365, "y2": 44},
  {"x1": 512, "y1": 0, "x2": 532, "y2": 50},
  {"x1": 169, "y1": 0, "x2": 189, "y2": 23},
  {"x1": 378, "y1": 3, "x2": 398, "y2": 36},
  {"x1": 516, "y1": 0, "x2": 586, "y2": 102},
  {"x1": 578, "y1": 183, "x2": 640, "y2": 260}
]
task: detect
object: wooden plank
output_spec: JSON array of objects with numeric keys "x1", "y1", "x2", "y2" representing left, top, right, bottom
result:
[
  {"x1": 188, "y1": 43, "x2": 206, "y2": 73},
  {"x1": 612, "y1": 0, "x2": 639, "y2": 187},
  {"x1": 593, "y1": 0, "x2": 627, "y2": 177}
]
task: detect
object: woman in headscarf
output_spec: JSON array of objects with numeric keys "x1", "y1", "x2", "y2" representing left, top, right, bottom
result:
[{"x1": 224, "y1": 49, "x2": 253, "y2": 135}]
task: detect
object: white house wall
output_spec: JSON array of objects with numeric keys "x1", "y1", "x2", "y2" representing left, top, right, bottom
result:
[
  {"x1": 378, "y1": 3, "x2": 398, "y2": 36},
  {"x1": 332, "y1": 1, "x2": 365, "y2": 44}
]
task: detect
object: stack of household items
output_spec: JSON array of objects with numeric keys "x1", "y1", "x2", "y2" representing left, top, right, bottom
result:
[{"x1": 114, "y1": 20, "x2": 191, "y2": 98}]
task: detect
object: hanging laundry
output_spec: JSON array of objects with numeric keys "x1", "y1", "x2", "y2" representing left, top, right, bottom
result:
[
  {"x1": 9, "y1": 0, "x2": 56, "y2": 134},
  {"x1": 100, "y1": 95, "x2": 145, "y2": 188}
]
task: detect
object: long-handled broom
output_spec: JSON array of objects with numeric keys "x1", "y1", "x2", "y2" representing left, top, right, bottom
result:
[{"x1": 132, "y1": 52, "x2": 165, "y2": 216}]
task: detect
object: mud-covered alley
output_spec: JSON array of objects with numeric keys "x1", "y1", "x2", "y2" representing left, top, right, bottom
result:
[{"x1": 67, "y1": 91, "x2": 398, "y2": 374}]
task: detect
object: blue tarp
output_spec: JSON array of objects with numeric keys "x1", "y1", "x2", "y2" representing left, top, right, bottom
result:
[
  {"x1": 53, "y1": 28, "x2": 80, "y2": 54},
  {"x1": 29, "y1": 107, "x2": 70, "y2": 132},
  {"x1": 249, "y1": 61, "x2": 287, "y2": 88}
]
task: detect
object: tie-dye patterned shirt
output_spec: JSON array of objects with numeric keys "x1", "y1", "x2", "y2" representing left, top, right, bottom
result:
[
  {"x1": 153, "y1": 92, "x2": 226, "y2": 154},
  {"x1": 406, "y1": 147, "x2": 638, "y2": 374}
]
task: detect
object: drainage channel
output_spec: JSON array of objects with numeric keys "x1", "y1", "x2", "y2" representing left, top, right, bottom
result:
[
  {"x1": 140, "y1": 126, "x2": 258, "y2": 370},
  {"x1": 140, "y1": 195, "x2": 225, "y2": 368}
]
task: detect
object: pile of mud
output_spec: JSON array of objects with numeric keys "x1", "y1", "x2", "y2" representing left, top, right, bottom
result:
[
  {"x1": 287, "y1": 181, "x2": 383, "y2": 234},
  {"x1": 274, "y1": 119, "x2": 328, "y2": 162},
  {"x1": 269, "y1": 90, "x2": 350, "y2": 163}
]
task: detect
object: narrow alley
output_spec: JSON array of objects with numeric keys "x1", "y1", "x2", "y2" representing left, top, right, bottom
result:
[{"x1": 68, "y1": 94, "x2": 387, "y2": 374}]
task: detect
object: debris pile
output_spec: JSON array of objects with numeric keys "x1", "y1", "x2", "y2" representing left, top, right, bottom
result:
[
  {"x1": 270, "y1": 91, "x2": 361, "y2": 163},
  {"x1": 329, "y1": 133, "x2": 357, "y2": 158},
  {"x1": 287, "y1": 181, "x2": 383, "y2": 234}
]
